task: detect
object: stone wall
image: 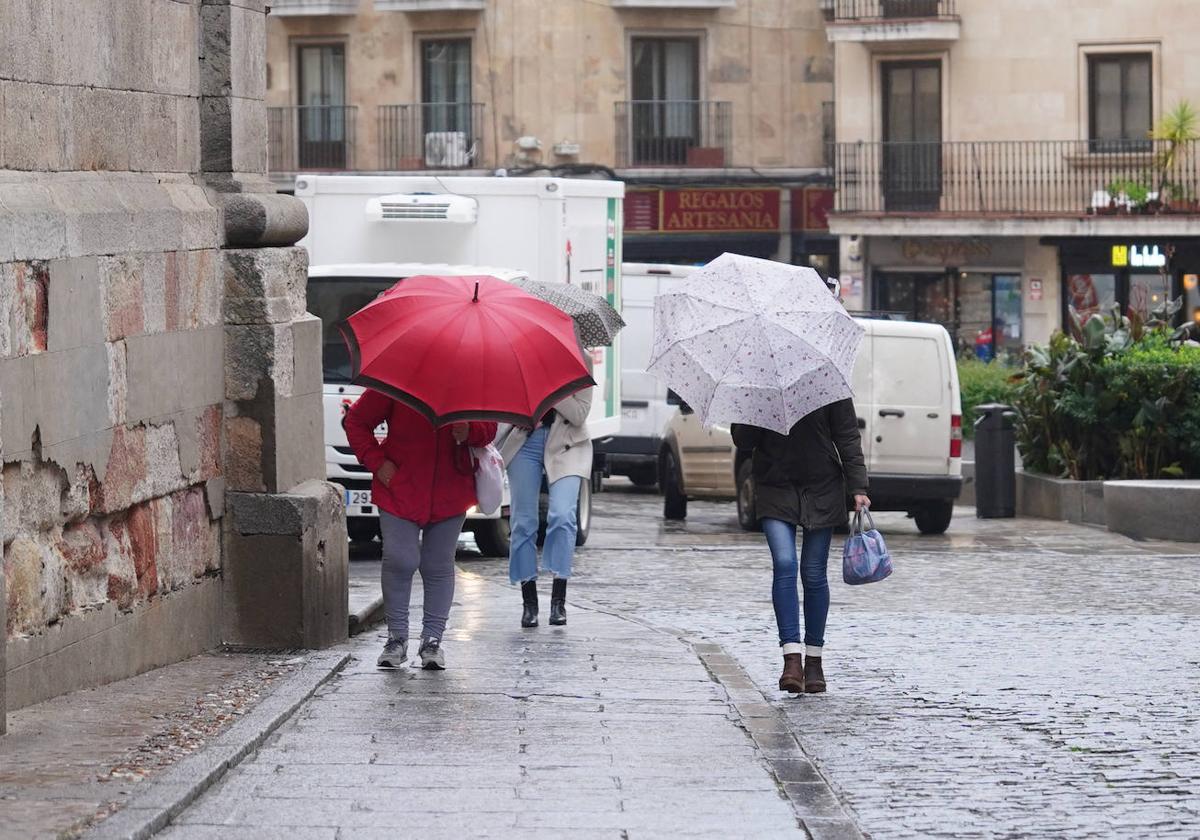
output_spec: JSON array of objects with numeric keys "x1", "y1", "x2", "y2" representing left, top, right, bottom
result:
[{"x1": 2, "y1": 0, "x2": 345, "y2": 721}]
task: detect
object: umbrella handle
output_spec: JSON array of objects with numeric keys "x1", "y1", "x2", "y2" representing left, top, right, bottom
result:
[{"x1": 473, "y1": 282, "x2": 479, "y2": 303}]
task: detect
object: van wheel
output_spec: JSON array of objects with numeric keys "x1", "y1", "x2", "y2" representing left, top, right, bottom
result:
[
  {"x1": 629, "y1": 469, "x2": 658, "y2": 489},
  {"x1": 347, "y1": 518, "x2": 379, "y2": 544},
  {"x1": 473, "y1": 518, "x2": 511, "y2": 557},
  {"x1": 736, "y1": 461, "x2": 760, "y2": 532},
  {"x1": 575, "y1": 479, "x2": 592, "y2": 546},
  {"x1": 914, "y1": 501, "x2": 954, "y2": 535},
  {"x1": 662, "y1": 451, "x2": 687, "y2": 521}
]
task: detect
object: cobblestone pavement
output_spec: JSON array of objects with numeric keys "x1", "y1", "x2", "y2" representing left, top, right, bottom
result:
[
  {"x1": 159, "y1": 570, "x2": 822, "y2": 840},
  {"x1": 465, "y1": 486, "x2": 1200, "y2": 839}
]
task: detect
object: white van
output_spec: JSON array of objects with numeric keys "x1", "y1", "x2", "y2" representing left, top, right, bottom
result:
[
  {"x1": 307, "y1": 263, "x2": 527, "y2": 556},
  {"x1": 596, "y1": 263, "x2": 697, "y2": 487},
  {"x1": 659, "y1": 318, "x2": 964, "y2": 535}
]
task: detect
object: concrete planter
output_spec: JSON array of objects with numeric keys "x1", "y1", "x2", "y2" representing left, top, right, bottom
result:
[
  {"x1": 1016, "y1": 471, "x2": 1107, "y2": 526},
  {"x1": 1104, "y1": 480, "x2": 1200, "y2": 543}
]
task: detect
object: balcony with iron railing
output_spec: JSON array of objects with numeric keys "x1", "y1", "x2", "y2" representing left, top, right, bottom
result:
[
  {"x1": 374, "y1": 0, "x2": 485, "y2": 10},
  {"x1": 267, "y1": 103, "x2": 488, "y2": 177},
  {"x1": 614, "y1": 100, "x2": 733, "y2": 169},
  {"x1": 268, "y1": 105, "x2": 359, "y2": 173},
  {"x1": 831, "y1": 139, "x2": 1200, "y2": 234},
  {"x1": 823, "y1": 0, "x2": 960, "y2": 42},
  {"x1": 268, "y1": 0, "x2": 361, "y2": 15},
  {"x1": 377, "y1": 103, "x2": 485, "y2": 170}
]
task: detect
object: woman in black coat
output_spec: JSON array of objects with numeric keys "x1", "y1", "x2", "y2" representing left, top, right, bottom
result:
[{"x1": 732, "y1": 398, "x2": 869, "y2": 695}]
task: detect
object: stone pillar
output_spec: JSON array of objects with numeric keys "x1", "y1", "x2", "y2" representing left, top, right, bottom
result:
[{"x1": 199, "y1": 0, "x2": 348, "y2": 649}]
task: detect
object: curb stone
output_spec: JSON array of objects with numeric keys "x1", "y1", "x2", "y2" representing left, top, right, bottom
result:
[
  {"x1": 348, "y1": 594, "x2": 384, "y2": 636},
  {"x1": 693, "y1": 643, "x2": 866, "y2": 840},
  {"x1": 84, "y1": 650, "x2": 352, "y2": 840}
]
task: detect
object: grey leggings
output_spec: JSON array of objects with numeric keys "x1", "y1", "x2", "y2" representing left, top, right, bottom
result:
[{"x1": 379, "y1": 512, "x2": 466, "y2": 641}]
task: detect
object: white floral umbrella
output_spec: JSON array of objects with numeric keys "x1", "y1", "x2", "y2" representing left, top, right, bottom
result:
[{"x1": 648, "y1": 253, "x2": 864, "y2": 435}]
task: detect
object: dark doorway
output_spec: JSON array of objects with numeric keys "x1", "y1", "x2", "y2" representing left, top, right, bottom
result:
[{"x1": 882, "y1": 60, "x2": 942, "y2": 211}]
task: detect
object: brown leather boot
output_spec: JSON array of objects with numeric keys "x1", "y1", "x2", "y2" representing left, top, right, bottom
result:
[
  {"x1": 778, "y1": 654, "x2": 805, "y2": 694},
  {"x1": 804, "y1": 656, "x2": 826, "y2": 693}
]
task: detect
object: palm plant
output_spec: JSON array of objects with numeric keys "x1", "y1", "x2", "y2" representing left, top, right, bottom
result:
[{"x1": 1151, "y1": 101, "x2": 1199, "y2": 204}]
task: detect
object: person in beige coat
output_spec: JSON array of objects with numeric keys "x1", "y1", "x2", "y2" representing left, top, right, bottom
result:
[{"x1": 501, "y1": 387, "x2": 593, "y2": 627}]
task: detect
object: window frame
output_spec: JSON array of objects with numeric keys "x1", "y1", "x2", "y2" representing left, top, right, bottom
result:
[{"x1": 1087, "y1": 51, "x2": 1153, "y2": 150}]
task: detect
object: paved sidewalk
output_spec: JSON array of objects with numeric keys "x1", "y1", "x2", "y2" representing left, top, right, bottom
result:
[
  {"x1": 0, "y1": 653, "x2": 306, "y2": 840},
  {"x1": 158, "y1": 571, "x2": 832, "y2": 839}
]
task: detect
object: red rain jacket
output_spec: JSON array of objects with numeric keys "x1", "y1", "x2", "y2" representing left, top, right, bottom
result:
[{"x1": 343, "y1": 389, "x2": 497, "y2": 527}]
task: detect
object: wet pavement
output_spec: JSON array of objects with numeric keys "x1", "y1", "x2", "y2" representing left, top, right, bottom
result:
[{"x1": 163, "y1": 486, "x2": 1200, "y2": 839}]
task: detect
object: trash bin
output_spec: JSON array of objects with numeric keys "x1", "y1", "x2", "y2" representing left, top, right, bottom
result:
[{"x1": 974, "y1": 403, "x2": 1016, "y2": 518}]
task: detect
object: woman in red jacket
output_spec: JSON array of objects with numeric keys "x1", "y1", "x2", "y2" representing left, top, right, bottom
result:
[{"x1": 344, "y1": 390, "x2": 496, "y2": 671}]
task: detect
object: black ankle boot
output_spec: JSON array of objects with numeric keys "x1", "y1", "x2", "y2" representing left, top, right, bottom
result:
[
  {"x1": 521, "y1": 581, "x2": 538, "y2": 628},
  {"x1": 549, "y1": 578, "x2": 567, "y2": 626}
]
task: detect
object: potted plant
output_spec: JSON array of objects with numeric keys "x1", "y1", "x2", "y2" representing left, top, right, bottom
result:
[
  {"x1": 1106, "y1": 178, "x2": 1151, "y2": 214},
  {"x1": 1151, "y1": 101, "x2": 1199, "y2": 211}
]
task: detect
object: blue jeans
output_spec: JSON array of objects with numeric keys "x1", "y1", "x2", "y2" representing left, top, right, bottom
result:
[
  {"x1": 762, "y1": 518, "x2": 834, "y2": 649},
  {"x1": 508, "y1": 427, "x2": 582, "y2": 584}
]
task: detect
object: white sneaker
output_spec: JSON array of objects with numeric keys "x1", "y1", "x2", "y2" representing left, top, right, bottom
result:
[
  {"x1": 418, "y1": 637, "x2": 445, "y2": 670},
  {"x1": 376, "y1": 637, "x2": 407, "y2": 670}
]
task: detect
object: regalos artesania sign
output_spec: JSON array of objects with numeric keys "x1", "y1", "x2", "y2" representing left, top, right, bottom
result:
[{"x1": 624, "y1": 188, "x2": 782, "y2": 234}]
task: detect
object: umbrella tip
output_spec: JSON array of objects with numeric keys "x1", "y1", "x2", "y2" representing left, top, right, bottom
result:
[{"x1": 473, "y1": 281, "x2": 479, "y2": 303}]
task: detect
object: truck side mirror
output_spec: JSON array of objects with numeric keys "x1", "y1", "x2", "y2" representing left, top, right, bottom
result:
[{"x1": 667, "y1": 389, "x2": 694, "y2": 415}]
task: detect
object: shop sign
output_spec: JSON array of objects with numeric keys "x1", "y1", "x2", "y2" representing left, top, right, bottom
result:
[
  {"x1": 899, "y1": 238, "x2": 993, "y2": 265},
  {"x1": 1111, "y1": 244, "x2": 1167, "y2": 268},
  {"x1": 624, "y1": 188, "x2": 781, "y2": 234},
  {"x1": 791, "y1": 187, "x2": 835, "y2": 231},
  {"x1": 1028, "y1": 278, "x2": 1043, "y2": 301}
]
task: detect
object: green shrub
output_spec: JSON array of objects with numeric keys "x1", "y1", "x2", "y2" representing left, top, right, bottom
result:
[
  {"x1": 957, "y1": 357, "x2": 1017, "y2": 439},
  {"x1": 1012, "y1": 307, "x2": 1200, "y2": 480}
]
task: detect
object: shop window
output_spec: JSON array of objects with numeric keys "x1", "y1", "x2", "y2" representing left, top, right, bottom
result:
[
  {"x1": 1129, "y1": 272, "x2": 1172, "y2": 320},
  {"x1": 1066, "y1": 273, "x2": 1118, "y2": 321},
  {"x1": 1185, "y1": 274, "x2": 1200, "y2": 327},
  {"x1": 958, "y1": 273, "x2": 1022, "y2": 362},
  {"x1": 1088, "y1": 53, "x2": 1152, "y2": 153}
]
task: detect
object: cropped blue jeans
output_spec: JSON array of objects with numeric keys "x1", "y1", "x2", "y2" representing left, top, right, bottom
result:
[
  {"x1": 761, "y1": 518, "x2": 834, "y2": 650},
  {"x1": 507, "y1": 426, "x2": 582, "y2": 584}
]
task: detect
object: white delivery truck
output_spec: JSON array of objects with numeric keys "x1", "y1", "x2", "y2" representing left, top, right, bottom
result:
[
  {"x1": 296, "y1": 175, "x2": 625, "y2": 555},
  {"x1": 596, "y1": 263, "x2": 697, "y2": 488}
]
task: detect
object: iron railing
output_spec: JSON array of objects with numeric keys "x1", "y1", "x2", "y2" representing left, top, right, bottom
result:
[
  {"x1": 825, "y1": 0, "x2": 956, "y2": 21},
  {"x1": 615, "y1": 100, "x2": 732, "y2": 168},
  {"x1": 833, "y1": 139, "x2": 1200, "y2": 215},
  {"x1": 377, "y1": 103, "x2": 485, "y2": 170},
  {"x1": 267, "y1": 105, "x2": 357, "y2": 172}
]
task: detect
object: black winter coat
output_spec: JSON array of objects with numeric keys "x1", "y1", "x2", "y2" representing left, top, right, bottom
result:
[{"x1": 731, "y1": 398, "x2": 869, "y2": 529}]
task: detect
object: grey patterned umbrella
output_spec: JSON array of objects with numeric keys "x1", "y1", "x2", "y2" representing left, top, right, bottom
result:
[{"x1": 512, "y1": 279, "x2": 625, "y2": 347}]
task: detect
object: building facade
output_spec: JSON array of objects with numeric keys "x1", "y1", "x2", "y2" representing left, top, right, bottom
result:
[
  {"x1": 265, "y1": 0, "x2": 837, "y2": 269},
  {"x1": 827, "y1": 0, "x2": 1200, "y2": 354}
]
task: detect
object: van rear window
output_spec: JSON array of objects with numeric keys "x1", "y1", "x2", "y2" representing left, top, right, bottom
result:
[
  {"x1": 873, "y1": 337, "x2": 943, "y2": 407},
  {"x1": 308, "y1": 277, "x2": 397, "y2": 383}
]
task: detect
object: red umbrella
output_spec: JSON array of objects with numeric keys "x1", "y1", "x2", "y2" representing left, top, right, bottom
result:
[{"x1": 338, "y1": 274, "x2": 593, "y2": 427}]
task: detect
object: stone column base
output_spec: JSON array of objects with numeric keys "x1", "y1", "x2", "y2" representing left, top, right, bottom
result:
[{"x1": 223, "y1": 480, "x2": 349, "y2": 650}]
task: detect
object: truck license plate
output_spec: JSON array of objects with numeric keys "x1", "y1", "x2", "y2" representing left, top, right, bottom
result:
[{"x1": 346, "y1": 489, "x2": 372, "y2": 507}]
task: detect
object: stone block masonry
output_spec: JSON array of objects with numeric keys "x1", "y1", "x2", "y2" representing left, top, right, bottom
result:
[{"x1": 2, "y1": 0, "x2": 345, "y2": 728}]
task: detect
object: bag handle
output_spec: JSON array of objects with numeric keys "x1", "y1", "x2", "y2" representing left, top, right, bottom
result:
[
  {"x1": 850, "y1": 507, "x2": 864, "y2": 536},
  {"x1": 859, "y1": 505, "x2": 877, "y2": 532}
]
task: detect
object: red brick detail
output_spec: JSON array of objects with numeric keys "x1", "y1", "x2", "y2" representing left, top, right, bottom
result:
[
  {"x1": 125, "y1": 504, "x2": 159, "y2": 599},
  {"x1": 172, "y1": 487, "x2": 211, "y2": 578},
  {"x1": 196, "y1": 405, "x2": 222, "y2": 482},
  {"x1": 99, "y1": 425, "x2": 148, "y2": 514},
  {"x1": 58, "y1": 522, "x2": 106, "y2": 575},
  {"x1": 106, "y1": 572, "x2": 136, "y2": 610}
]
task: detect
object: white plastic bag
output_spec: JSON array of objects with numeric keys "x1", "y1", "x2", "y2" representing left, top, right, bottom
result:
[{"x1": 471, "y1": 444, "x2": 505, "y2": 515}]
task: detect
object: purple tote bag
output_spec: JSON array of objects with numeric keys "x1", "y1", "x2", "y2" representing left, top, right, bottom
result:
[{"x1": 842, "y1": 508, "x2": 892, "y2": 585}]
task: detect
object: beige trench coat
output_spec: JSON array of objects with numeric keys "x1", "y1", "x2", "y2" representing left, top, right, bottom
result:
[{"x1": 500, "y1": 388, "x2": 594, "y2": 485}]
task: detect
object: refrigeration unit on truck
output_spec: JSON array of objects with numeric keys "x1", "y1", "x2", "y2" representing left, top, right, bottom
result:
[{"x1": 297, "y1": 174, "x2": 625, "y2": 555}]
